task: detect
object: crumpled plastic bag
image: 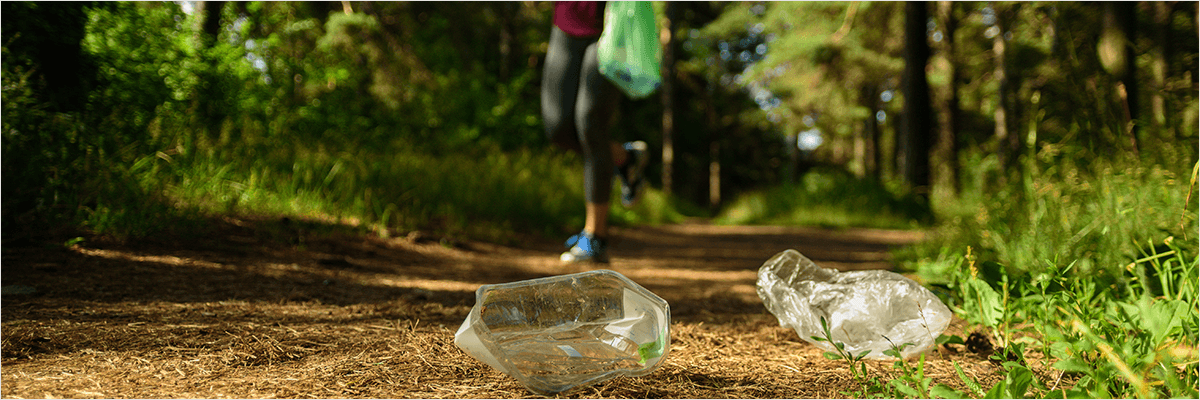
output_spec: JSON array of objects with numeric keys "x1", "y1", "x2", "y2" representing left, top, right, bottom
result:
[{"x1": 756, "y1": 249, "x2": 952, "y2": 359}]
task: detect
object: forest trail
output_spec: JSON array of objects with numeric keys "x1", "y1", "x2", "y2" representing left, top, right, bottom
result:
[{"x1": 1, "y1": 219, "x2": 1002, "y2": 398}]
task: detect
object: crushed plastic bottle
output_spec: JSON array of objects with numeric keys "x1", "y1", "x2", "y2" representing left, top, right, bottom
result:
[
  {"x1": 454, "y1": 270, "x2": 671, "y2": 395},
  {"x1": 756, "y1": 250, "x2": 952, "y2": 360}
]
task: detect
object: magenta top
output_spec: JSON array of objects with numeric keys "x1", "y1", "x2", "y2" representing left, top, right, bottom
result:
[{"x1": 553, "y1": 1, "x2": 606, "y2": 38}]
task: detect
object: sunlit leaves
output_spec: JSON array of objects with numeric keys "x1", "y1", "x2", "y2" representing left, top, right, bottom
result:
[{"x1": 696, "y1": 2, "x2": 904, "y2": 138}]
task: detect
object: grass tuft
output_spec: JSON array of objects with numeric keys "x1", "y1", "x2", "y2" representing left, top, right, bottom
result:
[
  {"x1": 151, "y1": 140, "x2": 693, "y2": 244},
  {"x1": 899, "y1": 154, "x2": 1199, "y2": 398},
  {"x1": 713, "y1": 166, "x2": 933, "y2": 229}
]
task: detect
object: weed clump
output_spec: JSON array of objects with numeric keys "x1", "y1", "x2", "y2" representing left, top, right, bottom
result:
[{"x1": 901, "y1": 157, "x2": 1199, "y2": 398}]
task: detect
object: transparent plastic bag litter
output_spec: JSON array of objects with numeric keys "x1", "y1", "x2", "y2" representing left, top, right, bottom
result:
[
  {"x1": 454, "y1": 270, "x2": 670, "y2": 394},
  {"x1": 756, "y1": 250, "x2": 952, "y2": 360}
]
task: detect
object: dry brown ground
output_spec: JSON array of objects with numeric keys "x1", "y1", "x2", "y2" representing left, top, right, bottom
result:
[{"x1": 2, "y1": 218, "x2": 1010, "y2": 398}]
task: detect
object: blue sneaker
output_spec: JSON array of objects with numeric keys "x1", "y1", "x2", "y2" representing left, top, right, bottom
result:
[
  {"x1": 560, "y1": 231, "x2": 609, "y2": 264},
  {"x1": 617, "y1": 141, "x2": 649, "y2": 208}
]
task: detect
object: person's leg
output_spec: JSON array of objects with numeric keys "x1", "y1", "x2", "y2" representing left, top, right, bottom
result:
[
  {"x1": 541, "y1": 27, "x2": 586, "y2": 152},
  {"x1": 543, "y1": 27, "x2": 611, "y2": 263},
  {"x1": 548, "y1": 29, "x2": 646, "y2": 263},
  {"x1": 556, "y1": 33, "x2": 624, "y2": 263},
  {"x1": 575, "y1": 38, "x2": 621, "y2": 239},
  {"x1": 581, "y1": 144, "x2": 635, "y2": 236},
  {"x1": 583, "y1": 202, "x2": 609, "y2": 236},
  {"x1": 615, "y1": 140, "x2": 648, "y2": 207}
]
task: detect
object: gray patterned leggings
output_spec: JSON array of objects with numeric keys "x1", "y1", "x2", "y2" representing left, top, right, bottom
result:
[{"x1": 541, "y1": 26, "x2": 620, "y2": 204}]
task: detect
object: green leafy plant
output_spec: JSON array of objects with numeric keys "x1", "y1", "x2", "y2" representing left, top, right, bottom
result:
[
  {"x1": 812, "y1": 318, "x2": 974, "y2": 399},
  {"x1": 812, "y1": 316, "x2": 887, "y2": 397},
  {"x1": 903, "y1": 150, "x2": 1197, "y2": 398},
  {"x1": 932, "y1": 237, "x2": 1199, "y2": 399},
  {"x1": 881, "y1": 340, "x2": 932, "y2": 398}
]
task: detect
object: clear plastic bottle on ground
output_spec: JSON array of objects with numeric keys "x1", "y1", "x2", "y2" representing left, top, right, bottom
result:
[
  {"x1": 756, "y1": 249, "x2": 952, "y2": 360},
  {"x1": 454, "y1": 270, "x2": 671, "y2": 395}
]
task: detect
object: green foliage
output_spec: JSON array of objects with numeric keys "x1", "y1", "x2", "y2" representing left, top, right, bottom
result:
[
  {"x1": 811, "y1": 316, "x2": 882, "y2": 397},
  {"x1": 3, "y1": 3, "x2": 1198, "y2": 398},
  {"x1": 610, "y1": 186, "x2": 700, "y2": 227},
  {"x1": 1, "y1": 1, "x2": 96, "y2": 112},
  {"x1": 2, "y1": 2, "x2": 200, "y2": 239},
  {"x1": 909, "y1": 151, "x2": 1195, "y2": 282},
  {"x1": 884, "y1": 351, "x2": 968, "y2": 399},
  {"x1": 714, "y1": 166, "x2": 931, "y2": 229},
  {"x1": 814, "y1": 317, "x2": 972, "y2": 399},
  {"x1": 694, "y1": 1, "x2": 908, "y2": 181},
  {"x1": 829, "y1": 234, "x2": 1196, "y2": 398},
  {"x1": 3, "y1": 1, "x2": 693, "y2": 242},
  {"x1": 164, "y1": 140, "x2": 589, "y2": 241},
  {"x1": 1, "y1": 44, "x2": 68, "y2": 222},
  {"x1": 6, "y1": 1, "x2": 1197, "y2": 242},
  {"x1": 984, "y1": 363, "x2": 1037, "y2": 399},
  {"x1": 674, "y1": 2, "x2": 841, "y2": 203},
  {"x1": 901, "y1": 154, "x2": 1198, "y2": 398},
  {"x1": 1039, "y1": 239, "x2": 1199, "y2": 398},
  {"x1": 1004, "y1": 238, "x2": 1196, "y2": 399},
  {"x1": 959, "y1": 265, "x2": 1004, "y2": 328},
  {"x1": 707, "y1": 2, "x2": 904, "y2": 133}
]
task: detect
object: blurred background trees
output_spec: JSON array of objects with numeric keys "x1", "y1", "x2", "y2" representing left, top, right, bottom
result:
[{"x1": 2, "y1": 1, "x2": 1196, "y2": 243}]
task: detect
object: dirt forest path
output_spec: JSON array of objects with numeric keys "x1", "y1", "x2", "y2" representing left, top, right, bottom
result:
[{"x1": 2, "y1": 219, "x2": 1003, "y2": 398}]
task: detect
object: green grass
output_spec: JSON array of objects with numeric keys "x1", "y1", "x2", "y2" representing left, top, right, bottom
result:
[
  {"x1": 713, "y1": 166, "x2": 933, "y2": 229},
  {"x1": 903, "y1": 154, "x2": 1196, "y2": 285},
  {"x1": 893, "y1": 152, "x2": 1199, "y2": 398},
  {"x1": 147, "y1": 139, "x2": 692, "y2": 244},
  {"x1": 813, "y1": 150, "x2": 1199, "y2": 398},
  {"x1": 917, "y1": 236, "x2": 1198, "y2": 399},
  {"x1": 610, "y1": 185, "x2": 702, "y2": 227}
]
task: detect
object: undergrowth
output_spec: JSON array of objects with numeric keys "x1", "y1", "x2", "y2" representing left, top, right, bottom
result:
[
  {"x1": 713, "y1": 166, "x2": 933, "y2": 229},
  {"x1": 892, "y1": 154, "x2": 1199, "y2": 398},
  {"x1": 3, "y1": 2, "x2": 696, "y2": 245},
  {"x1": 151, "y1": 140, "x2": 693, "y2": 244}
]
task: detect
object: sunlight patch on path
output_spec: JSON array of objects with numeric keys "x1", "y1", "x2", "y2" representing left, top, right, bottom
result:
[
  {"x1": 617, "y1": 267, "x2": 757, "y2": 283},
  {"x1": 73, "y1": 247, "x2": 226, "y2": 269},
  {"x1": 375, "y1": 276, "x2": 481, "y2": 293}
]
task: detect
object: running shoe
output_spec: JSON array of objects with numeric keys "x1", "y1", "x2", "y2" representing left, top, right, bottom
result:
[
  {"x1": 560, "y1": 231, "x2": 609, "y2": 264},
  {"x1": 617, "y1": 141, "x2": 649, "y2": 208}
]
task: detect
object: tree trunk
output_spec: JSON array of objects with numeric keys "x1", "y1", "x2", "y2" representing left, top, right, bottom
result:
[
  {"x1": 1151, "y1": 1, "x2": 1173, "y2": 144},
  {"x1": 660, "y1": 2, "x2": 677, "y2": 196},
  {"x1": 307, "y1": 2, "x2": 338, "y2": 23},
  {"x1": 498, "y1": 2, "x2": 516, "y2": 81},
  {"x1": 935, "y1": 1, "x2": 960, "y2": 197},
  {"x1": 862, "y1": 85, "x2": 881, "y2": 179},
  {"x1": 902, "y1": 1, "x2": 932, "y2": 192},
  {"x1": 785, "y1": 133, "x2": 799, "y2": 184},
  {"x1": 1, "y1": 2, "x2": 92, "y2": 112},
  {"x1": 852, "y1": 119, "x2": 866, "y2": 178},
  {"x1": 706, "y1": 80, "x2": 721, "y2": 211},
  {"x1": 202, "y1": 1, "x2": 225, "y2": 45},
  {"x1": 709, "y1": 141, "x2": 721, "y2": 212},
  {"x1": 1100, "y1": 1, "x2": 1139, "y2": 154},
  {"x1": 197, "y1": 1, "x2": 227, "y2": 140},
  {"x1": 992, "y1": 2, "x2": 1013, "y2": 170}
]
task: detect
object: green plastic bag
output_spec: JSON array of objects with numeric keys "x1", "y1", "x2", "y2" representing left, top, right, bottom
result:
[{"x1": 597, "y1": 1, "x2": 661, "y2": 99}]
